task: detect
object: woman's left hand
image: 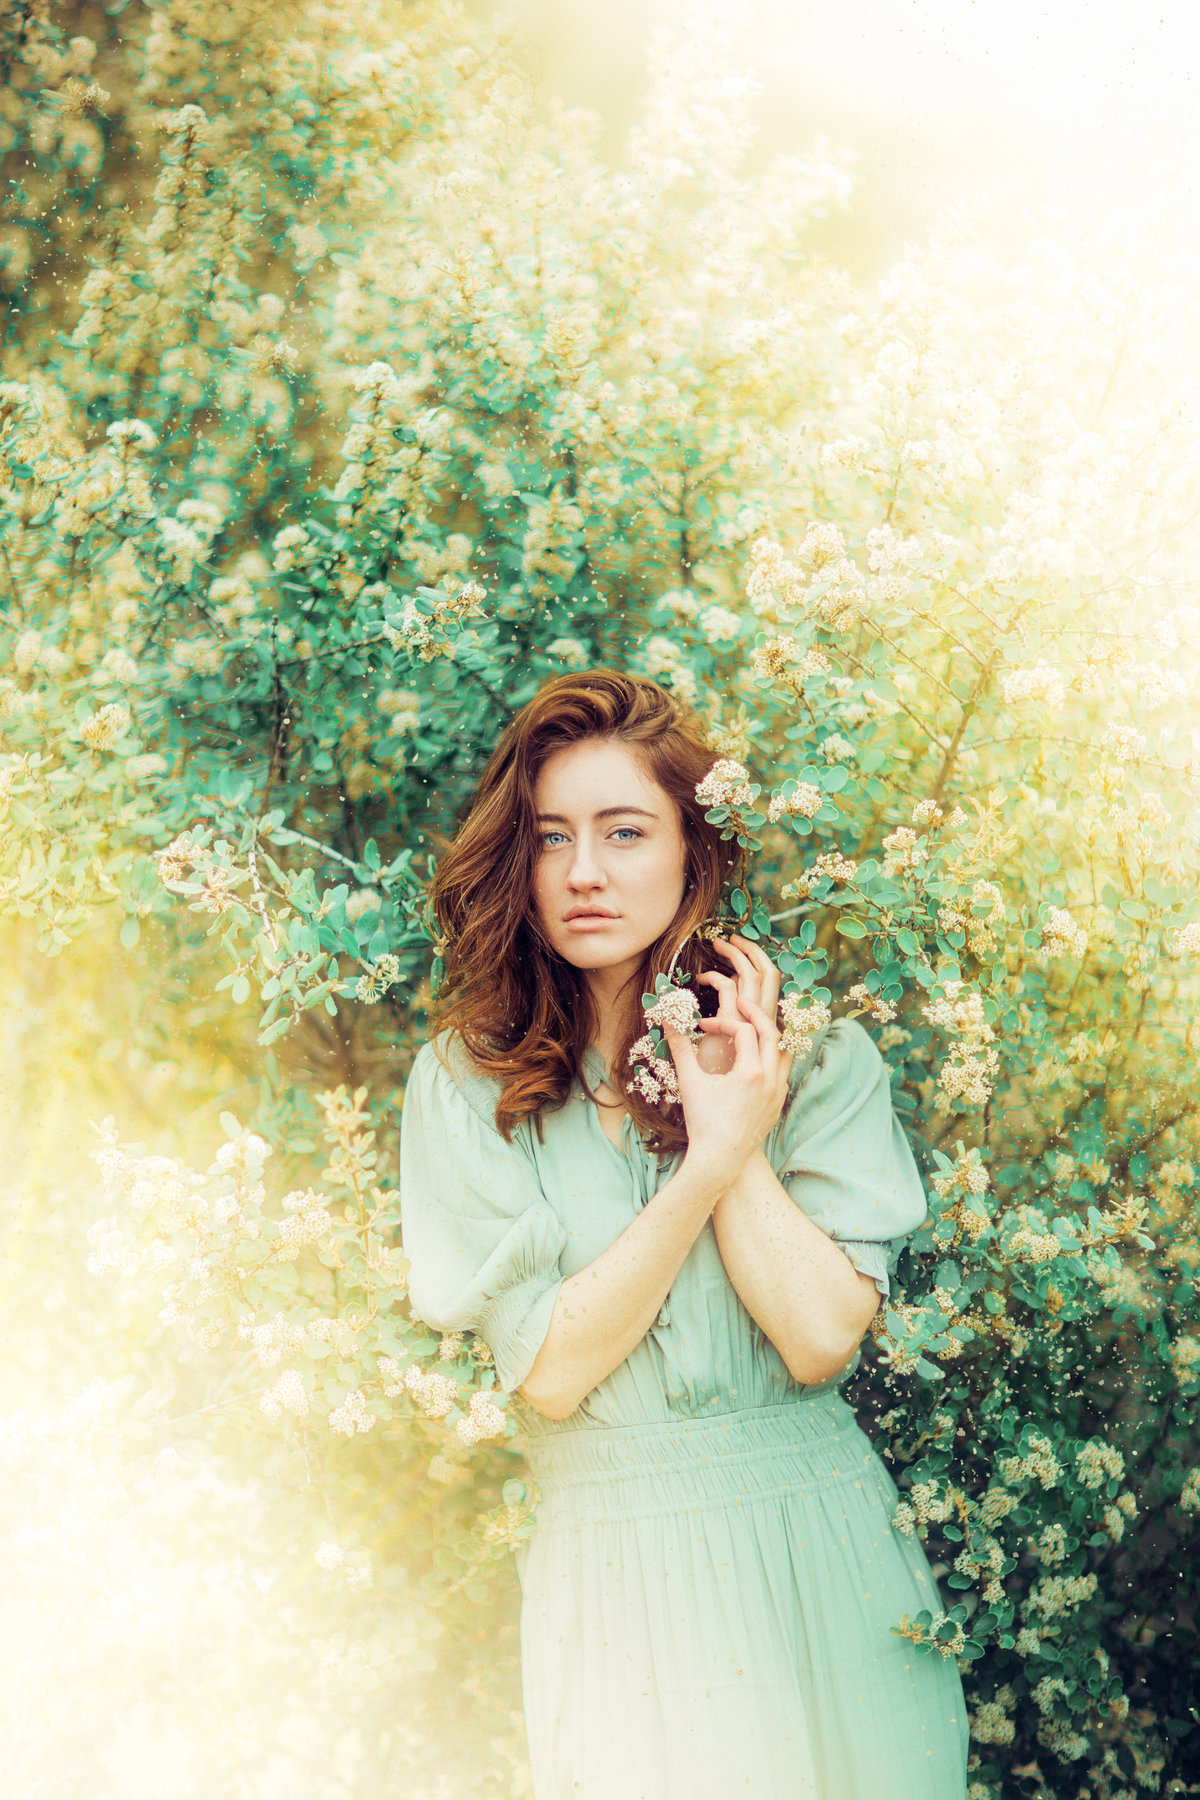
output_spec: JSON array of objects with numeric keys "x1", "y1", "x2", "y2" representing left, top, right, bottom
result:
[{"x1": 696, "y1": 935, "x2": 793, "y2": 1126}]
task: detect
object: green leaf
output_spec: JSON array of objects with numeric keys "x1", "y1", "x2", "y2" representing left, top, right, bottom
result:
[{"x1": 835, "y1": 916, "x2": 868, "y2": 938}]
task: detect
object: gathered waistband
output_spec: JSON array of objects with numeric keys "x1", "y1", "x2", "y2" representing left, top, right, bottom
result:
[{"x1": 520, "y1": 1392, "x2": 868, "y2": 1515}]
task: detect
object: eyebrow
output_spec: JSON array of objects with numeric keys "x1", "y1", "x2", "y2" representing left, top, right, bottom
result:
[{"x1": 536, "y1": 806, "x2": 660, "y2": 823}]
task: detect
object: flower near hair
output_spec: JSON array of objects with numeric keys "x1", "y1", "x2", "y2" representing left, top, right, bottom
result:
[
  {"x1": 643, "y1": 985, "x2": 702, "y2": 1039},
  {"x1": 696, "y1": 757, "x2": 754, "y2": 809},
  {"x1": 626, "y1": 977, "x2": 702, "y2": 1110},
  {"x1": 628, "y1": 1043, "x2": 680, "y2": 1107}
]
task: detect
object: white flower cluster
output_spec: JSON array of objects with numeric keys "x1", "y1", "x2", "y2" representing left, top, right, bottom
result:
[
  {"x1": 1031, "y1": 1521, "x2": 1068, "y2": 1564},
  {"x1": 780, "y1": 852, "x2": 858, "y2": 901},
  {"x1": 345, "y1": 887, "x2": 381, "y2": 925},
  {"x1": 628, "y1": 1041, "x2": 680, "y2": 1108},
  {"x1": 272, "y1": 523, "x2": 316, "y2": 571},
  {"x1": 215, "y1": 1131, "x2": 271, "y2": 1174},
  {"x1": 1168, "y1": 1334, "x2": 1200, "y2": 1385},
  {"x1": 99, "y1": 647, "x2": 139, "y2": 684},
  {"x1": 79, "y1": 702, "x2": 130, "y2": 751},
  {"x1": 545, "y1": 636, "x2": 589, "y2": 667},
  {"x1": 820, "y1": 733, "x2": 855, "y2": 764},
  {"x1": 908, "y1": 1479, "x2": 958, "y2": 1525},
  {"x1": 383, "y1": 684, "x2": 424, "y2": 734},
  {"x1": 921, "y1": 980, "x2": 999, "y2": 1109},
  {"x1": 880, "y1": 825, "x2": 927, "y2": 878},
  {"x1": 1036, "y1": 1717, "x2": 1089, "y2": 1763},
  {"x1": 938, "y1": 880, "x2": 1006, "y2": 960},
  {"x1": 106, "y1": 417, "x2": 157, "y2": 451},
  {"x1": 698, "y1": 604, "x2": 740, "y2": 645},
  {"x1": 766, "y1": 782, "x2": 821, "y2": 824},
  {"x1": 1005, "y1": 1206, "x2": 1064, "y2": 1263},
  {"x1": 247, "y1": 1314, "x2": 305, "y2": 1368},
  {"x1": 272, "y1": 1190, "x2": 335, "y2": 1260},
  {"x1": 1099, "y1": 722, "x2": 1147, "y2": 765},
  {"x1": 695, "y1": 757, "x2": 754, "y2": 810},
  {"x1": 999, "y1": 1432, "x2": 1063, "y2": 1489},
  {"x1": 1040, "y1": 906, "x2": 1088, "y2": 960},
  {"x1": 978, "y1": 1486, "x2": 1019, "y2": 1528},
  {"x1": 328, "y1": 1388, "x2": 375, "y2": 1435},
  {"x1": 356, "y1": 953, "x2": 400, "y2": 1004},
  {"x1": 388, "y1": 1361, "x2": 458, "y2": 1417},
  {"x1": 1075, "y1": 1439, "x2": 1124, "y2": 1488},
  {"x1": 846, "y1": 983, "x2": 897, "y2": 1025},
  {"x1": 1171, "y1": 920, "x2": 1200, "y2": 956},
  {"x1": 749, "y1": 635, "x2": 831, "y2": 696},
  {"x1": 454, "y1": 1390, "x2": 507, "y2": 1446},
  {"x1": 1179, "y1": 1466, "x2": 1200, "y2": 1512},
  {"x1": 969, "y1": 1687, "x2": 1016, "y2": 1745},
  {"x1": 744, "y1": 537, "x2": 806, "y2": 616},
  {"x1": 630, "y1": 979, "x2": 700, "y2": 1109},
  {"x1": 929, "y1": 1145, "x2": 991, "y2": 1203},
  {"x1": 1001, "y1": 662, "x2": 1067, "y2": 711},
  {"x1": 260, "y1": 1368, "x2": 310, "y2": 1418},
  {"x1": 643, "y1": 986, "x2": 701, "y2": 1038},
  {"x1": 1023, "y1": 1571, "x2": 1098, "y2": 1620},
  {"x1": 778, "y1": 995, "x2": 831, "y2": 1059}
]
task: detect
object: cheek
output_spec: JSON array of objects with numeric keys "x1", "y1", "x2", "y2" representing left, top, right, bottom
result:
[
  {"x1": 644, "y1": 843, "x2": 687, "y2": 911},
  {"x1": 531, "y1": 857, "x2": 556, "y2": 918}
]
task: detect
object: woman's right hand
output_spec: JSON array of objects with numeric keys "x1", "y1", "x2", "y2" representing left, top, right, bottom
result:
[{"x1": 661, "y1": 987, "x2": 791, "y2": 1191}]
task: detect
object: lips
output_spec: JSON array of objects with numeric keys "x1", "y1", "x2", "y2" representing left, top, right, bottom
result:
[{"x1": 564, "y1": 907, "x2": 617, "y2": 922}]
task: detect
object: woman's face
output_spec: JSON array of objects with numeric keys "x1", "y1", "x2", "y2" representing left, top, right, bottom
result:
[{"x1": 531, "y1": 736, "x2": 688, "y2": 994}]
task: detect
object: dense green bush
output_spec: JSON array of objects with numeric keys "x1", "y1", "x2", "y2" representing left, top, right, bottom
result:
[{"x1": 3, "y1": 2, "x2": 1200, "y2": 1793}]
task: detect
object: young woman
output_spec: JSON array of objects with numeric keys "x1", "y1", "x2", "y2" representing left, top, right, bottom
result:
[{"x1": 400, "y1": 669, "x2": 969, "y2": 1800}]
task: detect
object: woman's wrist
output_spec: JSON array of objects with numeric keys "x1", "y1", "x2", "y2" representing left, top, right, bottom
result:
[{"x1": 681, "y1": 1137, "x2": 752, "y2": 1200}]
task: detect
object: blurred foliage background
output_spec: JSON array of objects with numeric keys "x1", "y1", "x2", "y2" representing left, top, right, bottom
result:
[{"x1": 3, "y1": 1, "x2": 1200, "y2": 1795}]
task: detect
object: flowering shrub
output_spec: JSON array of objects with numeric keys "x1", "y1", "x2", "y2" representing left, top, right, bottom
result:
[{"x1": 4, "y1": 0, "x2": 1200, "y2": 1793}]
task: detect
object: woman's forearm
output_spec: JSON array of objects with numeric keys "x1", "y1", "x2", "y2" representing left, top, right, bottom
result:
[
  {"x1": 711, "y1": 1150, "x2": 882, "y2": 1384},
  {"x1": 517, "y1": 1150, "x2": 730, "y2": 1419}
]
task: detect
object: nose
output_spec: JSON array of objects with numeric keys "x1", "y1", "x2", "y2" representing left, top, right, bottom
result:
[{"x1": 566, "y1": 832, "x2": 606, "y2": 891}]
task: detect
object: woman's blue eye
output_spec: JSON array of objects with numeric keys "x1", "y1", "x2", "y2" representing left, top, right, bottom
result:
[
  {"x1": 542, "y1": 830, "x2": 569, "y2": 847},
  {"x1": 611, "y1": 827, "x2": 642, "y2": 842}
]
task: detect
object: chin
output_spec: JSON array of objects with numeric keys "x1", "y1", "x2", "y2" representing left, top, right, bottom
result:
[{"x1": 549, "y1": 936, "x2": 645, "y2": 974}]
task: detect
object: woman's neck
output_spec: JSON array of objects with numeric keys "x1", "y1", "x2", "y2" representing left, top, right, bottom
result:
[{"x1": 585, "y1": 960, "x2": 641, "y2": 1080}]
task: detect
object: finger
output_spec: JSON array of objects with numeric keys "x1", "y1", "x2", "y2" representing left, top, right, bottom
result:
[
  {"x1": 697, "y1": 1014, "x2": 742, "y2": 1038},
  {"x1": 729, "y1": 934, "x2": 781, "y2": 998},
  {"x1": 711, "y1": 936, "x2": 765, "y2": 1012},
  {"x1": 726, "y1": 1015, "x2": 764, "y2": 1071},
  {"x1": 698, "y1": 969, "x2": 744, "y2": 1024},
  {"x1": 721, "y1": 935, "x2": 769, "y2": 996},
  {"x1": 661, "y1": 1019, "x2": 699, "y2": 1063},
  {"x1": 737, "y1": 993, "x2": 787, "y2": 1062}
]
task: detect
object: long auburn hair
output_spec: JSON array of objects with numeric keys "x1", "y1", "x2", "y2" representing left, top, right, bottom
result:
[{"x1": 428, "y1": 669, "x2": 742, "y2": 1152}]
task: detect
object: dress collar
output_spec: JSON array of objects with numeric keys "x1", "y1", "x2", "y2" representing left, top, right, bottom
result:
[{"x1": 580, "y1": 1043, "x2": 611, "y2": 1091}]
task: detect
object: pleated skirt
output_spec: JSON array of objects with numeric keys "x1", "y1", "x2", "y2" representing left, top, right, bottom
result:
[{"x1": 516, "y1": 1391, "x2": 969, "y2": 1800}]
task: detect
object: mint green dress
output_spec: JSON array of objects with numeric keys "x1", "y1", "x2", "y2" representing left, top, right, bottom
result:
[{"x1": 400, "y1": 1018, "x2": 968, "y2": 1800}]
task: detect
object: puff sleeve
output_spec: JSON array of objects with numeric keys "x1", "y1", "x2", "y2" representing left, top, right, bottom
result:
[
  {"x1": 399, "y1": 1037, "x2": 567, "y2": 1394},
  {"x1": 768, "y1": 1016, "x2": 928, "y2": 1300}
]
